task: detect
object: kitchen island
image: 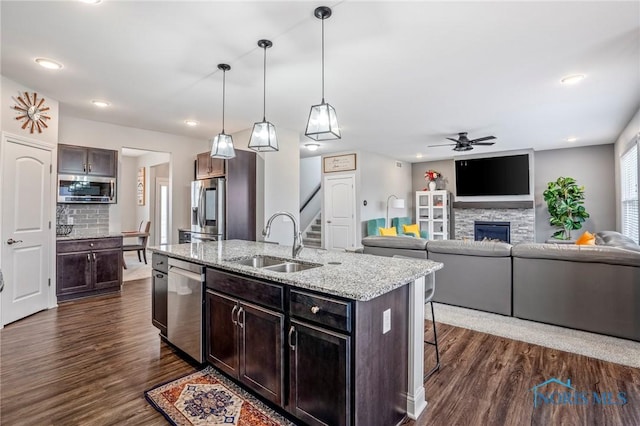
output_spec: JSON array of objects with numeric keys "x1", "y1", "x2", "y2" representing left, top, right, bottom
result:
[{"x1": 150, "y1": 240, "x2": 442, "y2": 425}]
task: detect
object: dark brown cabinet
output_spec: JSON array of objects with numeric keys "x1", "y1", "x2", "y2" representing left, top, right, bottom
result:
[
  {"x1": 288, "y1": 320, "x2": 350, "y2": 426},
  {"x1": 226, "y1": 150, "x2": 257, "y2": 241},
  {"x1": 56, "y1": 237, "x2": 122, "y2": 301},
  {"x1": 206, "y1": 269, "x2": 284, "y2": 405},
  {"x1": 151, "y1": 253, "x2": 168, "y2": 336},
  {"x1": 196, "y1": 152, "x2": 225, "y2": 179},
  {"x1": 58, "y1": 144, "x2": 117, "y2": 177}
]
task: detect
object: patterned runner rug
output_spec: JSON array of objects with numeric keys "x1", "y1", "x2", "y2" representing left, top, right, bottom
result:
[{"x1": 145, "y1": 366, "x2": 296, "y2": 426}]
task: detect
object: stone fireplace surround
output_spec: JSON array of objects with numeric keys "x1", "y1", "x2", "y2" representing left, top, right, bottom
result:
[{"x1": 453, "y1": 201, "x2": 535, "y2": 245}]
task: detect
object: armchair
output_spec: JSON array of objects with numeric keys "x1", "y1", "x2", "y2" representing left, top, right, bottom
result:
[
  {"x1": 392, "y1": 217, "x2": 428, "y2": 239},
  {"x1": 366, "y1": 218, "x2": 386, "y2": 236}
]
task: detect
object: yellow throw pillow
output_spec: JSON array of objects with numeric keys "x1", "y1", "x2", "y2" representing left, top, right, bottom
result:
[
  {"x1": 379, "y1": 227, "x2": 397, "y2": 236},
  {"x1": 403, "y1": 223, "x2": 420, "y2": 236},
  {"x1": 575, "y1": 231, "x2": 595, "y2": 245}
]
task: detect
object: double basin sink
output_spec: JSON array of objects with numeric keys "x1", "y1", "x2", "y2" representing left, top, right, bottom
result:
[{"x1": 231, "y1": 255, "x2": 321, "y2": 273}]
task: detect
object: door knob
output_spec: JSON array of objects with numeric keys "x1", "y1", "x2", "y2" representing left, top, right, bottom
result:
[
  {"x1": 327, "y1": 220, "x2": 332, "y2": 224},
  {"x1": 6, "y1": 238, "x2": 23, "y2": 245}
]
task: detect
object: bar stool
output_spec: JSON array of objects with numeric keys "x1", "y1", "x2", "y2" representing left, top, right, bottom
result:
[
  {"x1": 424, "y1": 278, "x2": 440, "y2": 380},
  {"x1": 392, "y1": 255, "x2": 441, "y2": 380}
]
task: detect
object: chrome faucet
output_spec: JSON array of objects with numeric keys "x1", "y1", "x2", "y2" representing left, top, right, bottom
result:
[{"x1": 263, "y1": 211, "x2": 304, "y2": 258}]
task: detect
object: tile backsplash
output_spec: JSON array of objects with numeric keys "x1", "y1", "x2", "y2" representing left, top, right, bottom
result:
[{"x1": 56, "y1": 204, "x2": 110, "y2": 235}]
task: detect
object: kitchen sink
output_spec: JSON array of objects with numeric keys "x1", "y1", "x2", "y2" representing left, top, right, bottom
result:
[
  {"x1": 262, "y1": 262, "x2": 321, "y2": 273},
  {"x1": 232, "y1": 255, "x2": 289, "y2": 268},
  {"x1": 230, "y1": 255, "x2": 321, "y2": 273}
]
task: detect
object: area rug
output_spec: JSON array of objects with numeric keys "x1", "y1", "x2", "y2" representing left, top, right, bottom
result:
[{"x1": 145, "y1": 366, "x2": 296, "y2": 426}]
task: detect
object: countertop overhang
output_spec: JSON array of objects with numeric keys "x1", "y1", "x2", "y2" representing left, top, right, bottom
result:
[{"x1": 150, "y1": 240, "x2": 443, "y2": 301}]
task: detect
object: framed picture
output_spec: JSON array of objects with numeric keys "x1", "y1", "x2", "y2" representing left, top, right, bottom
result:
[
  {"x1": 323, "y1": 153, "x2": 357, "y2": 173},
  {"x1": 137, "y1": 167, "x2": 145, "y2": 206}
]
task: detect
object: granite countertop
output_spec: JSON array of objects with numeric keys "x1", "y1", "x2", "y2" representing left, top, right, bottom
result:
[
  {"x1": 149, "y1": 240, "x2": 443, "y2": 301},
  {"x1": 56, "y1": 231, "x2": 124, "y2": 241}
]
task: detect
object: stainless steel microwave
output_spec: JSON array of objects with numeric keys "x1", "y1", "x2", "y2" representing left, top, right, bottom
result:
[{"x1": 57, "y1": 174, "x2": 116, "y2": 204}]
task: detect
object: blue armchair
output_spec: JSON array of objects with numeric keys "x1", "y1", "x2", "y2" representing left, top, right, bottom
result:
[
  {"x1": 392, "y1": 217, "x2": 428, "y2": 239},
  {"x1": 366, "y1": 218, "x2": 386, "y2": 236}
]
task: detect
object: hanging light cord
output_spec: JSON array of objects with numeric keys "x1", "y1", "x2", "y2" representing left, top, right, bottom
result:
[
  {"x1": 221, "y1": 69, "x2": 226, "y2": 133},
  {"x1": 262, "y1": 45, "x2": 267, "y2": 121},
  {"x1": 321, "y1": 15, "x2": 325, "y2": 103}
]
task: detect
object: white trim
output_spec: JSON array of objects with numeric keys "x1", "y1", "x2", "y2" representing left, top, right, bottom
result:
[
  {"x1": 406, "y1": 275, "x2": 427, "y2": 419},
  {"x1": 0, "y1": 132, "x2": 58, "y2": 329}
]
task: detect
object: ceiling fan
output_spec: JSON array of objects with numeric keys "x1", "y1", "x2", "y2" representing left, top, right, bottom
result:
[{"x1": 429, "y1": 132, "x2": 496, "y2": 151}]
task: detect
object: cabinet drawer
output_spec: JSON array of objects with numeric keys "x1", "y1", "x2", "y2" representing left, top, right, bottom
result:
[
  {"x1": 206, "y1": 268, "x2": 283, "y2": 311},
  {"x1": 152, "y1": 253, "x2": 168, "y2": 273},
  {"x1": 57, "y1": 237, "x2": 122, "y2": 253},
  {"x1": 290, "y1": 290, "x2": 351, "y2": 333}
]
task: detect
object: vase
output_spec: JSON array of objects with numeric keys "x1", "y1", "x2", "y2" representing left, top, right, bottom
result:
[{"x1": 428, "y1": 181, "x2": 436, "y2": 191}]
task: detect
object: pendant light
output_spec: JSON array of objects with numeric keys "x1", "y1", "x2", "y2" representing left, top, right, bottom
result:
[
  {"x1": 305, "y1": 6, "x2": 341, "y2": 141},
  {"x1": 248, "y1": 39, "x2": 279, "y2": 152},
  {"x1": 210, "y1": 63, "x2": 236, "y2": 159}
]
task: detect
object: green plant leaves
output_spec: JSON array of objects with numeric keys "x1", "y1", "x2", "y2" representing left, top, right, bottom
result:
[{"x1": 543, "y1": 176, "x2": 589, "y2": 239}]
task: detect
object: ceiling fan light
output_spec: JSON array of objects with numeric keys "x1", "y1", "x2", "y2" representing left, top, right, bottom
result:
[
  {"x1": 560, "y1": 74, "x2": 586, "y2": 84},
  {"x1": 249, "y1": 120, "x2": 278, "y2": 152},
  {"x1": 210, "y1": 133, "x2": 236, "y2": 159},
  {"x1": 305, "y1": 102, "x2": 341, "y2": 141}
]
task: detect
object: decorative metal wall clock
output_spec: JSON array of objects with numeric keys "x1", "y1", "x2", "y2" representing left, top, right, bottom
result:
[{"x1": 12, "y1": 91, "x2": 51, "y2": 134}]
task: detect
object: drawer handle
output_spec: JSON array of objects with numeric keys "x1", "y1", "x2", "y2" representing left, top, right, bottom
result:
[
  {"x1": 157, "y1": 261, "x2": 164, "y2": 265},
  {"x1": 231, "y1": 305, "x2": 238, "y2": 326},
  {"x1": 310, "y1": 306, "x2": 321, "y2": 314},
  {"x1": 288, "y1": 325, "x2": 296, "y2": 351},
  {"x1": 90, "y1": 243, "x2": 94, "y2": 247},
  {"x1": 155, "y1": 274, "x2": 164, "y2": 279}
]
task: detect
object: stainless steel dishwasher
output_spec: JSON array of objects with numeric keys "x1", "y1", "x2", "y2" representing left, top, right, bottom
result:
[{"x1": 167, "y1": 258, "x2": 205, "y2": 363}]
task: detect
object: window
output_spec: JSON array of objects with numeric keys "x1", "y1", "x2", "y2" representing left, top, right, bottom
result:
[{"x1": 621, "y1": 142, "x2": 639, "y2": 244}]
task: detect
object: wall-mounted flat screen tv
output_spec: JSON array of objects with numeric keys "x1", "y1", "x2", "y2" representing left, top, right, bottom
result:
[{"x1": 455, "y1": 154, "x2": 530, "y2": 196}]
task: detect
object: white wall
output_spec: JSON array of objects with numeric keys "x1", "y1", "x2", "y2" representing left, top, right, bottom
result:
[
  {"x1": 119, "y1": 156, "x2": 138, "y2": 231},
  {"x1": 59, "y1": 115, "x2": 206, "y2": 244},
  {"x1": 614, "y1": 107, "x2": 640, "y2": 231},
  {"x1": 299, "y1": 156, "x2": 322, "y2": 231}
]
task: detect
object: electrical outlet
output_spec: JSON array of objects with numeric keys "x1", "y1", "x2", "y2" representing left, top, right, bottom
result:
[
  {"x1": 67, "y1": 217, "x2": 74, "y2": 225},
  {"x1": 383, "y1": 309, "x2": 391, "y2": 334}
]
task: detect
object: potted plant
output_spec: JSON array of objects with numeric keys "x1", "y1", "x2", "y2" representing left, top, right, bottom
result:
[
  {"x1": 543, "y1": 177, "x2": 589, "y2": 240},
  {"x1": 424, "y1": 170, "x2": 440, "y2": 191}
]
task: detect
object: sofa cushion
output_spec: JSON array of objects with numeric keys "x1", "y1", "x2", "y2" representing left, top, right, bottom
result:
[
  {"x1": 512, "y1": 243, "x2": 640, "y2": 267},
  {"x1": 362, "y1": 235, "x2": 428, "y2": 250},
  {"x1": 595, "y1": 231, "x2": 640, "y2": 252},
  {"x1": 427, "y1": 240, "x2": 512, "y2": 257},
  {"x1": 379, "y1": 227, "x2": 397, "y2": 236}
]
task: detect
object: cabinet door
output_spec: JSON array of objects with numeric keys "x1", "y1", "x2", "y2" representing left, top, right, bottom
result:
[
  {"x1": 58, "y1": 145, "x2": 88, "y2": 175},
  {"x1": 289, "y1": 320, "x2": 351, "y2": 426},
  {"x1": 92, "y1": 248, "x2": 122, "y2": 289},
  {"x1": 152, "y1": 271, "x2": 168, "y2": 336},
  {"x1": 206, "y1": 291, "x2": 239, "y2": 377},
  {"x1": 56, "y1": 251, "x2": 92, "y2": 295},
  {"x1": 196, "y1": 152, "x2": 212, "y2": 180},
  {"x1": 209, "y1": 158, "x2": 225, "y2": 177},
  {"x1": 239, "y1": 302, "x2": 284, "y2": 405},
  {"x1": 87, "y1": 148, "x2": 116, "y2": 177}
]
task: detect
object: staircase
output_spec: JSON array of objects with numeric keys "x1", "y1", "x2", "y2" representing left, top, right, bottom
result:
[{"x1": 303, "y1": 215, "x2": 322, "y2": 248}]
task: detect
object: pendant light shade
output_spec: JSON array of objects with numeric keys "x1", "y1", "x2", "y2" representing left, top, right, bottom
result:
[
  {"x1": 249, "y1": 40, "x2": 279, "y2": 152},
  {"x1": 305, "y1": 6, "x2": 341, "y2": 141},
  {"x1": 211, "y1": 63, "x2": 236, "y2": 159}
]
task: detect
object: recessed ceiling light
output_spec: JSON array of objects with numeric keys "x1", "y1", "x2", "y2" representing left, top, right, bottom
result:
[
  {"x1": 566, "y1": 136, "x2": 577, "y2": 142},
  {"x1": 416, "y1": 153, "x2": 423, "y2": 159},
  {"x1": 91, "y1": 100, "x2": 110, "y2": 108},
  {"x1": 184, "y1": 120, "x2": 199, "y2": 127},
  {"x1": 560, "y1": 74, "x2": 586, "y2": 85},
  {"x1": 35, "y1": 58, "x2": 63, "y2": 70},
  {"x1": 305, "y1": 143, "x2": 320, "y2": 151},
  {"x1": 79, "y1": 0, "x2": 103, "y2": 4}
]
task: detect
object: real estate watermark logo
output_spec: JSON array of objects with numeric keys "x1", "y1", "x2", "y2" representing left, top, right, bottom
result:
[{"x1": 530, "y1": 378, "x2": 628, "y2": 408}]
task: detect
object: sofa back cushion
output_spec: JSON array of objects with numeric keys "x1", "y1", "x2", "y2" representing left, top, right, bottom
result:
[
  {"x1": 362, "y1": 235, "x2": 428, "y2": 250},
  {"x1": 512, "y1": 243, "x2": 640, "y2": 267},
  {"x1": 427, "y1": 240, "x2": 512, "y2": 257},
  {"x1": 366, "y1": 218, "x2": 386, "y2": 236}
]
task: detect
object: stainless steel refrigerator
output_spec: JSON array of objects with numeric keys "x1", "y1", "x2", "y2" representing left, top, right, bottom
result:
[{"x1": 190, "y1": 177, "x2": 225, "y2": 239}]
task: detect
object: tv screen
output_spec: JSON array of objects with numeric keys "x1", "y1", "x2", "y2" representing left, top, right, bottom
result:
[{"x1": 455, "y1": 154, "x2": 530, "y2": 196}]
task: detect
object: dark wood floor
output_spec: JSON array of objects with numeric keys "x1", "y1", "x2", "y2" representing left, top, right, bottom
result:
[{"x1": 1, "y1": 279, "x2": 639, "y2": 425}]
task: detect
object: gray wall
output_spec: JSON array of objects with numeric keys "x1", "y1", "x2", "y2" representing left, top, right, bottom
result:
[
  {"x1": 413, "y1": 145, "x2": 616, "y2": 242},
  {"x1": 534, "y1": 144, "x2": 616, "y2": 241}
]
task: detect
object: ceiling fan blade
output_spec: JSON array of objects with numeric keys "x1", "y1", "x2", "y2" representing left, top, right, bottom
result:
[
  {"x1": 428, "y1": 143, "x2": 457, "y2": 147},
  {"x1": 446, "y1": 138, "x2": 459, "y2": 143},
  {"x1": 472, "y1": 142, "x2": 496, "y2": 146},
  {"x1": 469, "y1": 136, "x2": 496, "y2": 143}
]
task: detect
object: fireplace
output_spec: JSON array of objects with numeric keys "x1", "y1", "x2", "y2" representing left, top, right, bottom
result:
[{"x1": 474, "y1": 221, "x2": 511, "y2": 243}]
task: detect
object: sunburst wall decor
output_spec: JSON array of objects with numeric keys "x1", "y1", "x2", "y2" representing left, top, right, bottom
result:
[{"x1": 12, "y1": 91, "x2": 51, "y2": 134}]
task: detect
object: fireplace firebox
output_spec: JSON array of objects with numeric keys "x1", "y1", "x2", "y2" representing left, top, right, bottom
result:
[{"x1": 474, "y1": 221, "x2": 510, "y2": 243}]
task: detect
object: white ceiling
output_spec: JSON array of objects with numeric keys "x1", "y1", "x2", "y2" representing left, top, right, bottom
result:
[{"x1": 2, "y1": 1, "x2": 638, "y2": 162}]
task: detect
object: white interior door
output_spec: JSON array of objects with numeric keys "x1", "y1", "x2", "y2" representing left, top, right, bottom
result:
[
  {"x1": 323, "y1": 174, "x2": 356, "y2": 250},
  {"x1": 155, "y1": 177, "x2": 170, "y2": 245},
  {"x1": 1, "y1": 136, "x2": 52, "y2": 326}
]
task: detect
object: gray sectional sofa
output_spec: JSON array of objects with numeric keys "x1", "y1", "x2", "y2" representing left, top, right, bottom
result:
[{"x1": 361, "y1": 231, "x2": 640, "y2": 341}]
